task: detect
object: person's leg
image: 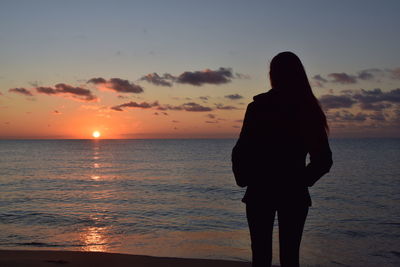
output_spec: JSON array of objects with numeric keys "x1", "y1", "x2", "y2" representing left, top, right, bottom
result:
[
  {"x1": 246, "y1": 203, "x2": 276, "y2": 267},
  {"x1": 277, "y1": 205, "x2": 309, "y2": 267}
]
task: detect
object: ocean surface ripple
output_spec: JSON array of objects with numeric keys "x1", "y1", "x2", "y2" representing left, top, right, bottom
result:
[{"x1": 0, "y1": 139, "x2": 399, "y2": 266}]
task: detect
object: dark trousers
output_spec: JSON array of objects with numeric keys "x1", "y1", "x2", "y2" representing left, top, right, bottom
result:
[{"x1": 246, "y1": 203, "x2": 309, "y2": 267}]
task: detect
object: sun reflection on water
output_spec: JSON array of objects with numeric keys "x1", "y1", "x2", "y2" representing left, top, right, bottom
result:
[
  {"x1": 91, "y1": 175, "x2": 100, "y2": 180},
  {"x1": 80, "y1": 226, "x2": 109, "y2": 252},
  {"x1": 77, "y1": 141, "x2": 109, "y2": 252},
  {"x1": 91, "y1": 140, "x2": 101, "y2": 178}
]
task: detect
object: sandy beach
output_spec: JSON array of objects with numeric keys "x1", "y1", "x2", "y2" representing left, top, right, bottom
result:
[{"x1": 0, "y1": 250, "x2": 253, "y2": 267}]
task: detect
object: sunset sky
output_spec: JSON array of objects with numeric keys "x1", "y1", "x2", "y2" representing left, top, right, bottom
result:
[{"x1": 1, "y1": 0, "x2": 399, "y2": 139}]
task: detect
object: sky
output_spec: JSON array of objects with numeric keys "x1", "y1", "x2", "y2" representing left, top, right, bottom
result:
[{"x1": 1, "y1": 0, "x2": 399, "y2": 139}]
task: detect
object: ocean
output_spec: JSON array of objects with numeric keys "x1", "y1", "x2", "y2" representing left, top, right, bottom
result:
[{"x1": 0, "y1": 139, "x2": 399, "y2": 266}]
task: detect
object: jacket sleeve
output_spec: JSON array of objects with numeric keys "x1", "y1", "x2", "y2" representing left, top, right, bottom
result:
[
  {"x1": 238, "y1": 103, "x2": 256, "y2": 141},
  {"x1": 231, "y1": 103, "x2": 255, "y2": 187},
  {"x1": 304, "y1": 124, "x2": 333, "y2": 187}
]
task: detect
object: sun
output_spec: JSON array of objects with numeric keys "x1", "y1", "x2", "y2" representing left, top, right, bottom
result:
[{"x1": 92, "y1": 131, "x2": 101, "y2": 138}]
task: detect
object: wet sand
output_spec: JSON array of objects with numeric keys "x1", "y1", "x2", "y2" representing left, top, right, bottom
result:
[{"x1": 0, "y1": 250, "x2": 252, "y2": 267}]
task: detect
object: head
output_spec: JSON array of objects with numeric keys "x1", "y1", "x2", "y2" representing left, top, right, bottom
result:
[
  {"x1": 269, "y1": 51, "x2": 329, "y2": 134},
  {"x1": 269, "y1": 51, "x2": 310, "y2": 94}
]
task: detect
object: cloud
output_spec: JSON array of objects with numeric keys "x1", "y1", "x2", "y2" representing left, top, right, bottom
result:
[
  {"x1": 9, "y1": 85, "x2": 97, "y2": 102},
  {"x1": 181, "y1": 102, "x2": 212, "y2": 112},
  {"x1": 36, "y1": 86, "x2": 57, "y2": 94},
  {"x1": 313, "y1": 67, "x2": 400, "y2": 85},
  {"x1": 157, "y1": 102, "x2": 212, "y2": 112},
  {"x1": 111, "y1": 101, "x2": 159, "y2": 111},
  {"x1": 319, "y1": 88, "x2": 400, "y2": 112},
  {"x1": 358, "y1": 72, "x2": 373, "y2": 81},
  {"x1": 313, "y1": 75, "x2": 328, "y2": 83},
  {"x1": 319, "y1": 94, "x2": 356, "y2": 110},
  {"x1": 328, "y1": 73, "x2": 357, "y2": 84},
  {"x1": 369, "y1": 111, "x2": 386, "y2": 121},
  {"x1": 235, "y1": 73, "x2": 251, "y2": 79},
  {"x1": 156, "y1": 104, "x2": 184, "y2": 111},
  {"x1": 176, "y1": 67, "x2": 233, "y2": 86},
  {"x1": 87, "y1": 77, "x2": 106, "y2": 84},
  {"x1": 111, "y1": 100, "x2": 212, "y2": 112},
  {"x1": 357, "y1": 69, "x2": 382, "y2": 81},
  {"x1": 225, "y1": 94, "x2": 243, "y2": 100},
  {"x1": 359, "y1": 102, "x2": 392, "y2": 111},
  {"x1": 384, "y1": 88, "x2": 400, "y2": 102},
  {"x1": 8, "y1": 88, "x2": 33, "y2": 96},
  {"x1": 139, "y1": 73, "x2": 174, "y2": 87},
  {"x1": 328, "y1": 110, "x2": 368, "y2": 122},
  {"x1": 140, "y1": 67, "x2": 246, "y2": 87},
  {"x1": 35, "y1": 84, "x2": 97, "y2": 102},
  {"x1": 55, "y1": 84, "x2": 97, "y2": 100},
  {"x1": 88, "y1": 77, "x2": 143, "y2": 93},
  {"x1": 353, "y1": 88, "x2": 400, "y2": 109},
  {"x1": 215, "y1": 103, "x2": 239, "y2": 110}
]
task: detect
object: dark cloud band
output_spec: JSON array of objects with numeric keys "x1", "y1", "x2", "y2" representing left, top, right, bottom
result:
[
  {"x1": 111, "y1": 101, "x2": 213, "y2": 112},
  {"x1": 8, "y1": 88, "x2": 33, "y2": 96},
  {"x1": 111, "y1": 101, "x2": 159, "y2": 111},
  {"x1": 140, "y1": 67, "x2": 247, "y2": 87},
  {"x1": 313, "y1": 68, "x2": 398, "y2": 85},
  {"x1": 88, "y1": 77, "x2": 143, "y2": 93},
  {"x1": 35, "y1": 84, "x2": 97, "y2": 102},
  {"x1": 225, "y1": 94, "x2": 243, "y2": 100},
  {"x1": 9, "y1": 84, "x2": 97, "y2": 102},
  {"x1": 319, "y1": 88, "x2": 400, "y2": 112}
]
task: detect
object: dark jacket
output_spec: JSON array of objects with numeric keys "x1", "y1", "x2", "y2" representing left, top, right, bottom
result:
[{"x1": 232, "y1": 88, "x2": 333, "y2": 206}]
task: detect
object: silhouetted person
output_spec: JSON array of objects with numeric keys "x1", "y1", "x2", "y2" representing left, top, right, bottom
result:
[{"x1": 232, "y1": 52, "x2": 332, "y2": 267}]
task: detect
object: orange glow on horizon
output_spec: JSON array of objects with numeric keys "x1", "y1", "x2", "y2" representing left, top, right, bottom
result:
[{"x1": 0, "y1": 98, "x2": 243, "y2": 139}]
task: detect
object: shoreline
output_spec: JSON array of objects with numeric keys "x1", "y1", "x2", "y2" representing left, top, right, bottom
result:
[{"x1": 0, "y1": 250, "x2": 253, "y2": 267}]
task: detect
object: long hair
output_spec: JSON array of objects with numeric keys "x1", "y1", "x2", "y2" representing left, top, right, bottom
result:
[{"x1": 269, "y1": 51, "x2": 329, "y2": 134}]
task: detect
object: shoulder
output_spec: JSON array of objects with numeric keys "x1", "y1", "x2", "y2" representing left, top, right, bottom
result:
[
  {"x1": 246, "y1": 89, "x2": 278, "y2": 112},
  {"x1": 252, "y1": 89, "x2": 277, "y2": 103}
]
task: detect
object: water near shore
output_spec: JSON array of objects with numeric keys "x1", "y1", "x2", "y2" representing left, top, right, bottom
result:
[{"x1": 0, "y1": 139, "x2": 399, "y2": 266}]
